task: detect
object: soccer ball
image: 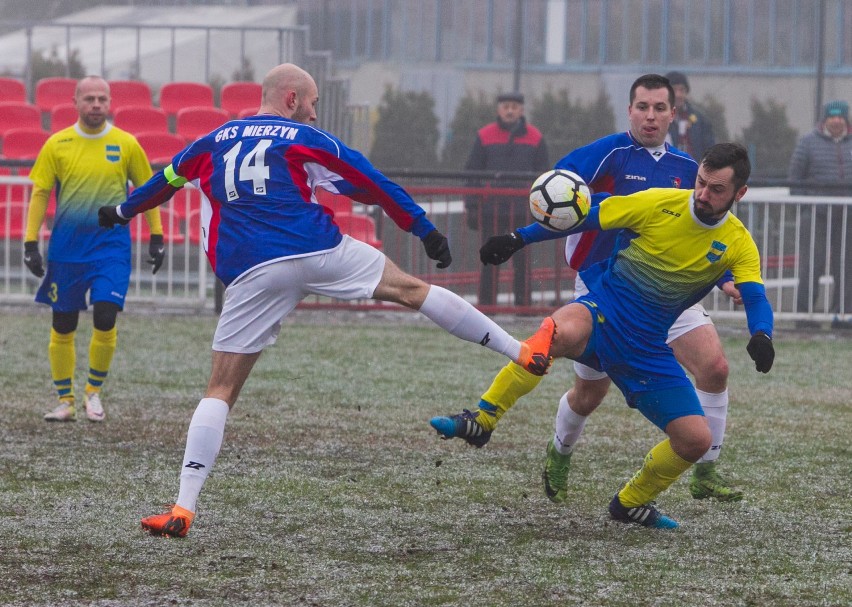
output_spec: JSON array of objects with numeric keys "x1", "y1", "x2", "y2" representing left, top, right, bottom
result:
[{"x1": 529, "y1": 169, "x2": 591, "y2": 231}]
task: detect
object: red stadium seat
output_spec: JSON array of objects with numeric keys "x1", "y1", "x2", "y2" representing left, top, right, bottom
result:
[
  {"x1": 129, "y1": 206, "x2": 185, "y2": 244},
  {"x1": 336, "y1": 214, "x2": 382, "y2": 249},
  {"x1": 315, "y1": 187, "x2": 354, "y2": 216},
  {"x1": 108, "y1": 80, "x2": 153, "y2": 111},
  {"x1": 0, "y1": 167, "x2": 31, "y2": 205},
  {"x1": 237, "y1": 107, "x2": 259, "y2": 119},
  {"x1": 113, "y1": 106, "x2": 169, "y2": 135},
  {"x1": 1, "y1": 128, "x2": 49, "y2": 160},
  {"x1": 159, "y1": 82, "x2": 214, "y2": 116},
  {"x1": 0, "y1": 77, "x2": 27, "y2": 103},
  {"x1": 0, "y1": 201, "x2": 50, "y2": 240},
  {"x1": 0, "y1": 102, "x2": 42, "y2": 137},
  {"x1": 135, "y1": 131, "x2": 186, "y2": 166},
  {"x1": 35, "y1": 77, "x2": 77, "y2": 113},
  {"x1": 49, "y1": 103, "x2": 78, "y2": 131},
  {"x1": 220, "y1": 81, "x2": 262, "y2": 117},
  {"x1": 175, "y1": 106, "x2": 229, "y2": 143}
]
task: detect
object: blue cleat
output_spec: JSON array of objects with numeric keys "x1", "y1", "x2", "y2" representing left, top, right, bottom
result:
[
  {"x1": 429, "y1": 409, "x2": 492, "y2": 448},
  {"x1": 608, "y1": 494, "x2": 679, "y2": 529}
]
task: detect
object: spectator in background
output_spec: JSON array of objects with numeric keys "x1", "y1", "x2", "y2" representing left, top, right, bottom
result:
[
  {"x1": 788, "y1": 100, "x2": 852, "y2": 326},
  {"x1": 23, "y1": 75, "x2": 164, "y2": 423},
  {"x1": 665, "y1": 71, "x2": 715, "y2": 161},
  {"x1": 464, "y1": 92, "x2": 549, "y2": 307}
]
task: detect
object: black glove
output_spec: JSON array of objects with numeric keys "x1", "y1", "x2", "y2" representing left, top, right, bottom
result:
[
  {"x1": 422, "y1": 229, "x2": 452, "y2": 269},
  {"x1": 746, "y1": 331, "x2": 774, "y2": 373},
  {"x1": 23, "y1": 241, "x2": 45, "y2": 277},
  {"x1": 98, "y1": 205, "x2": 130, "y2": 228},
  {"x1": 148, "y1": 234, "x2": 165, "y2": 274},
  {"x1": 480, "y1": 230, "x2": 525, "y2": 265}
]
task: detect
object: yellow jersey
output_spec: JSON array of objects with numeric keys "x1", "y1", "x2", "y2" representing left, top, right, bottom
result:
[
  {"x1": 28, "y1": 122, "x2": 155, "y2": 262},
  {"x1": 582, "y1": 187, "x2": 763, "y2": 331}
]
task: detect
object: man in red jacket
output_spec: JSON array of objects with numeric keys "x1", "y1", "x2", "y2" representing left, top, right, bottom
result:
[{"x1": 464, "y1": 92, "x2": 549, "y2": 307}]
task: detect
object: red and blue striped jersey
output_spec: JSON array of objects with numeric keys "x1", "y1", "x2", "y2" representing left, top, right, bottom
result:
[{"x1": 119, "y1": 114, "x2": 436, "y2": 286}]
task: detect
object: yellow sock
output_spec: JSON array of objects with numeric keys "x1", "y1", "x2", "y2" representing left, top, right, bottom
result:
[
  {"x1": 618, "y1": 438, "x2": 692, "y2": 507},
  {"x1": 475, "y1": 362, "x2": 543, "y2": 431},
  {"x1": 49, "y1": 328, "x2": 76, "y2": 402},
  {"x1": 86, "y1": 327, "x2": 117, "y2": 394}
]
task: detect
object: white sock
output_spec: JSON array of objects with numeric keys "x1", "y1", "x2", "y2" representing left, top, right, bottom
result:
[
  {"x1": 176, "y1": 397, "x2": 230, "y2": 513},
  {"x1": 418, "y1": 285, "x2": 521, "y2": 360},
  {"x1": 696, "y1": 388, "x2": 728, "y2": 464},
  {"x1": 553, "y1": 392, "x2": 587, "y2": 455}
]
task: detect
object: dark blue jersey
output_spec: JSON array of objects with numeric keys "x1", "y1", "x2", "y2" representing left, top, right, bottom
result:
[{"x1": 554, "y1": 131, "x2": 697, "y2": 271}]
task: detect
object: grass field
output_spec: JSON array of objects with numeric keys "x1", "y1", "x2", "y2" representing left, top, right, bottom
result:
[{"x1": 0, "y1": 307, "x2": 850, "y2": 607}]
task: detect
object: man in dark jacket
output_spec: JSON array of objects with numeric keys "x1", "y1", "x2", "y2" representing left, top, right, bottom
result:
[
  {"x1": 665, "y1": 71, "x2": 715, "y2": 161},
  {"x1": 465, "y1": 92, "x2": 549, "y2": 307},
  {"x1": 788, "y1": 100, "x2": 852, "y2": 324}
]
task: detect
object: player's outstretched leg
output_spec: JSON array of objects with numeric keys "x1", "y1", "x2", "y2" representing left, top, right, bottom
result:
[
  {"x1": 429, "y1": 318, "x2": 555, "y2": 447},
  {"x1": 141, "y1": 505, "x2": 195, "y2": 538},
  {"x1": 429, "y1": 362, "x2": 543, "y2": 446},
  {"x1": 689, "y1": 462, "x2": 743, "y2": 502}
]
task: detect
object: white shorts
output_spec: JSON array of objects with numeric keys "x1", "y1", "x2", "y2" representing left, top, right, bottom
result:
[
  {"x1": 571, "y1": 275, "x2": 714, "y2": 381},
  {"x1": 213, "y1": 235, "x2": 386, "y2": 353}
]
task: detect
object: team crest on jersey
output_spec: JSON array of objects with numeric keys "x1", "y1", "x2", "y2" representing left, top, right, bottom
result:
[
  {"x1": 706, "y1": 240, "x2": 727, "y2": 263},
  {"x1": 671, "y1": 176, "x2": 682, "y2": 188},
  {"x1": 106, "y1": 144, "x2": 120, "y2": 163}
]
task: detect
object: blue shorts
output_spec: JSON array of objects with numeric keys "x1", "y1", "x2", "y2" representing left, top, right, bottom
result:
[
  {"x1": 35, "y1": 259, "x2": 130, "y2": 312},
  {"x1": 573, "y1": 296, "x2": 703, "y2": 431}
]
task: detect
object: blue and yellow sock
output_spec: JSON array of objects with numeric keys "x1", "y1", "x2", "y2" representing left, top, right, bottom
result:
[
  {"x1": 474, "y1": 361, "x2": 543, "y2": 431},
  {"x1": 86, "y1": 327, "x2": 117, "y2": 394},
  {"x1": 48, "y1": 328, "x2": 76, "y2": 403},
  {"x1": 618, "y1": 438, "x2": 692, "y2": 508}
]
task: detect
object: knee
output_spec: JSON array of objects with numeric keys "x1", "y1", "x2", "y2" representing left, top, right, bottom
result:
[
  {"x1": 92, "y1": 302, "x2": 121, "y2": 331},
  {"x1": 567, "y1": 380, "x2": 608, "y2": 416},
  {"x1": 52, "y1": 311, "x2": 79, "y2": 334},
  {"x1": 669, "y1": 422, "x2": 712, "y2": 462},
  {"x1": 694, "y1": 354, "x2": 729, "y2": 392}
]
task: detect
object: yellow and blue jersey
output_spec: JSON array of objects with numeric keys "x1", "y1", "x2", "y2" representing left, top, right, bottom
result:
[
  {"x1": 581, "y1": 187, "x2": 763, "y2": 338},
  {"x1": 29, "y1": 123, "x2": 154, "y2": 263}
]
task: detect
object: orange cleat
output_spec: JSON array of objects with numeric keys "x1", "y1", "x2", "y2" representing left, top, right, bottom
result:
[
  {"x1": 141, "y1": 505, "x2": 195, "y2": 538},
  {"x1": 518, "y1": 317, "x2": 556, "y2": 376}
]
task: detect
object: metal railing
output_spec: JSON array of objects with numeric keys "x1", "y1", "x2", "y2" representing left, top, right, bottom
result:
[{"x1": 2, "y1": 169, "x2": 850, "y2": 322}]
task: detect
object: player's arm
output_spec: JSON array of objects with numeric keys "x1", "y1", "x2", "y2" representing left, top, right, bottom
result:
[
  {"x1": 22, "y1": 185, "x2": 51, "y2": 277},
  {"x1": 294, "y1": 139, "x2": 451, "y2": 268},
  {"x1": 716, "y1": 270, "x2": 742, "y2": 303},
  {"x1": 479, "y1": 194, "x2": 608, "y2": 266},
  {"x1": 739, "y1": 281, "x2": 775, "y2": 373},
  {"x1": 98, "y1": 165, "x2": 186, "y2": 227}
]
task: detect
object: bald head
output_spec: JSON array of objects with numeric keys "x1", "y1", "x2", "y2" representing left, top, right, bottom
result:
[
  {"x1": 258, "y1": 63, "x2": 318, "y2": 124},
  {"x1": 74, "y1": 76, "x2": 110, "y2": 130}
]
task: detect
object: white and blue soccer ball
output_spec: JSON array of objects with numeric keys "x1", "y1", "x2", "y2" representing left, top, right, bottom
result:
[{"x1": 529, "y1": 169, "x2": 591, "y2": 231}]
